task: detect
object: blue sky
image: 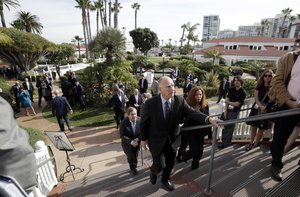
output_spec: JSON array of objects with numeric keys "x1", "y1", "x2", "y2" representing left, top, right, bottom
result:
[{"x1": 4, "y1": 0, "x2": 300, "y2": 44}]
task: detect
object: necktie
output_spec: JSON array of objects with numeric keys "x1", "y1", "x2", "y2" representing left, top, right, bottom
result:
[
  {"x1": 165, "y1": 101, "x2": 171, "y2": 120},
  {"x1": 131, "y1": 121, "x2": 136, "y2": 134}
]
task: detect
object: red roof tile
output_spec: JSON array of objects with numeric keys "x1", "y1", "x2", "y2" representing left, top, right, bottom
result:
[{"x1": 206, "y1": 36, "x2": 294, "y2": 43}]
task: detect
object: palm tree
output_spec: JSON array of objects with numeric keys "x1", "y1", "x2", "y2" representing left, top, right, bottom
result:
[
  {"x1": 204, "y1": 50, "x2": 222, "y2": 65},
  {"x1": 111, "y1": 0, "x2": 122, "y2": 29},
  {"x1": 0, "y1": 0, "x2": 19, "y2": 27},
  {"x1": 131, "y1": 2, "x2": 140, "y2": 29},
  {"x1": 279, "y1": 7, "x2": 293, "y2": 38},
  {"x1": 260, "y1": 20, "x2": 271, "y2": 36},
  {"x1": 73, "y1": 35, "x2": 83, "y2": 59},
  {"x1": 94, "y1": 1, "x2": 102, "y2": 32},
  {"x1": 0, "y1": 31, "x2": 12, "y2": 44},
  {"x1": 185, "y1": 22, "x2": 200, "y2": 45},
  {"x1": 180, "y1": 23, "x2": 187, "y2": 47},
  {"x1": 89, "y1": 27, "x2": 126, "y2": 64},
  {"x1": 287, "y1": 15, "x2": 296, "y2": 38},
  {"x1": 75, "y1": 0, "x2": 89, "y2": 59},
  {"x1": 10, "y1": 11, "x2": 43, "y2": 34}
]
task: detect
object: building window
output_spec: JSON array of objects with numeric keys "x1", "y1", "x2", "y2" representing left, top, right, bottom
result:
[{"x1": 249, "y1": 45, "x2": 262, "y2": 50}]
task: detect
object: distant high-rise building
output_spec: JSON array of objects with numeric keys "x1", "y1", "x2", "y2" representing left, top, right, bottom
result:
[
  {"x1": 237, "y1": 25, "x2": 261, "y2": 37},
  {"x1": 217, "y1": 29, "x2": 235, "y2": 39},
  {"x1": 202, "y1": 15, "x2": 220, "y2": 41},
  {"x1": 259, "y1": 18, "x2": 275, "y2": 37}
]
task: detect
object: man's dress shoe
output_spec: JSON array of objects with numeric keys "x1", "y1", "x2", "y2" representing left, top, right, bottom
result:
[
  {"x1": 161, "y1": 180, "x2": 175, "y2": 191},
  {"x1": 150, "y1": 172, "x2": 157, "y2": 185},
  {"x1": 270, "y1": 166, "x2": 282, "y2": 182}
]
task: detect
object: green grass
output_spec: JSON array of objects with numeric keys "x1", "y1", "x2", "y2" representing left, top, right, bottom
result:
[
  {"x1": 43, "y1": 106, "x2": 115, "y2": 127},
  {"x1": 22, "y1": 126, "x2": 47, "y2": 148}
]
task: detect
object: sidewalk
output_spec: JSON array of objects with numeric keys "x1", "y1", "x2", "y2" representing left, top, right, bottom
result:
[
  {"x1": 16, "y1": 95, "x2": 132, "y2": 196},
  {"x1": 16, "y1": 87, "x2": 217, "y2": 196}
]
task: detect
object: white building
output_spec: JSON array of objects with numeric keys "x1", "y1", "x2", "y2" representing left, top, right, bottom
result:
[
  {"x1": 194, "y1": 36, "x2": 295, "y2": 66},
  {"x1": 202, "y1": 15, "x2": 220, "y2": 41}
]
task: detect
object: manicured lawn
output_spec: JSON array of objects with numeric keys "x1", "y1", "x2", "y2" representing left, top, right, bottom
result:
[{"x1": 43, "y1": 106, "x2": 115, "y2": 127}]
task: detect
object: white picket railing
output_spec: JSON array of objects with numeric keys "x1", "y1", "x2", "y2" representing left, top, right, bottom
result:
[
  {"x1": 209, "y1": 98, "x2": 256, "y2": 140},
  {"x1": 28, "y1": 141, "x2": 58, "y2": 197}
]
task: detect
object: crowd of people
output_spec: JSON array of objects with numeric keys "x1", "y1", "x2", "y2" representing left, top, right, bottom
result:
[
  {"x1": 1, "y1": 38, "x2": 300, "y2": 194},
  {"x1": 116, "y1": 44, "x2": 300, "y2": 192}
]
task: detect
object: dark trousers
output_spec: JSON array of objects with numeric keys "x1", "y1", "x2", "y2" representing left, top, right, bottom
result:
[
  {"x1": 77, "y1": 95, "x2": 85, "y2": 110},
  {"x1": 28, "y1": 90, "x2": 34, "y2": 102},
  {"x1": 151, "y1": 140, "x2": 176, "y2": 181},
  {"x1": 217, "y1": 90, "x2": 227, "y2": 103},
  {"x1": 38, "y1": 90, "x2": 43, "y2": 107},
  {"x1": 182, "y1": 131, "x2": 205, "y2": 163},
  {"x1": 122, "y1": 143, "x2": 139, "y2": 170},
  {"x1": 56, "y1": 114, "x2": 71, "y2": 131},
  {"x1": 271, "y1": 104, "x2": 300, "y2": 169},
  {"x1": 221, "y1": 110, "x2": 239, "y2": 147},
  {"x1": 114, "y1": 110, "x2": 124, "y2": 128}
]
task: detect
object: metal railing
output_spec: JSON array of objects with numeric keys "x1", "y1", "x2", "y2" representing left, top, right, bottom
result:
[{"x1": 181, "y1": 108, "x2": 300, "y2": 195}]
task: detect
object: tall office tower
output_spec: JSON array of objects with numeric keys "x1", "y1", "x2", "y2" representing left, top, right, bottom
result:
[{"x1": 202, "y1": 15, "x2": 220, "y2": 41}]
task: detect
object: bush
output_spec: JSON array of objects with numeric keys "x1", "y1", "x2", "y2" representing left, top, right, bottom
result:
[
  {"x1": 243, "y1": 79, "x2": 256, "y2": 98},
  {"x1": 204, "y1": 86, "x2": 218, "y2": 98},
  {"x1": 22, "y1": 126, "x2": 47, "y2": 148}
]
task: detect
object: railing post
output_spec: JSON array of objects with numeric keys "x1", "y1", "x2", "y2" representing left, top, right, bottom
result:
[{"x1": 204, "y1": 126, "x2": 219, "y2": 195}]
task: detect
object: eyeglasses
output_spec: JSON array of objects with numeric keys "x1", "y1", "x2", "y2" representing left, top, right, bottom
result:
[{"x1": 264, "y1": 75, "x2": 272, "y2": 77}]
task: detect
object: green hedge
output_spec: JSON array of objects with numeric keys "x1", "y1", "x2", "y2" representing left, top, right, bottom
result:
[{"x1": 204, "y1": 86, "x2": 219, "y2": 98}]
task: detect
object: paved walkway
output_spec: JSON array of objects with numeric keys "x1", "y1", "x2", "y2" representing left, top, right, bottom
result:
[{"x1": 15, "y1": 87, "x2": 218, "y2": 196}]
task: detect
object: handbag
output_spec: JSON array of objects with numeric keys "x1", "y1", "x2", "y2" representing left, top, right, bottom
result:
[
  {"x1": 246, "y1": 91, "x2": 268, "y2": 126},
  {"x1": 266, "y1": 100, "x2": 279, "y2": 113}
]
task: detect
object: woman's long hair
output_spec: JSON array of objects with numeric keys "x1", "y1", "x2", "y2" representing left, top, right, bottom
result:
[
  {"x1": 186, "y1": 86, "x2": 207, "y2": 110},
  {"x1": 255, "y1": 69, "x2": 273, "y2": 89}
]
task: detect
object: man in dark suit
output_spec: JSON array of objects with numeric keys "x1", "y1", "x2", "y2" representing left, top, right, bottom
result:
[
  {"x1": 23, "y1": 78, "x2": 35, "y2": 102},
  {"x1": 61, "y1": 78, "x2": 74, "y2": 106},
  {"x1": 183, "y1": 78, "x2": 192, "y2": 99},
  {"x1": 52, "y1": 90, "x2": 73, "y2": 132},
  {"x1": 10, "y1": 81, "x2": 21, "y2": 112},
  {"x1": 128, "y1": 89, "x2": 142, "y2": 116},
  {"x1": 138, "y1": 76, "x2": 148, "y2": 94},
  {"x1": 217, "y1": 76, "x2": 230, "y2": 103},
  {"x1": 119, "y1": 107, "x2": 141, "y2": 175},
  {"x1": 109, "y1": 89, "x2": 126, "y2": 129},
  {"x1": 36, "y1": 77, "x2": 43, "y2": 108},
  {"x1": 75, "y1": 81, "x2": 85, "y2": 111},
  {"x1": 140, "y1": 76, "x2": 220, "y2": 191}
]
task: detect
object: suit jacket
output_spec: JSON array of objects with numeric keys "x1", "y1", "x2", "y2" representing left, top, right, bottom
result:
[
  {"x1": 109, "y1": 94, "x2": 126, "y2": 113},
  {"x1": 75, "y1": 84, "x2": 84, "y2": 96},
  {"x1": 140, "y1": 95, "x2": 208, "y2": 156},
  {"x1": 139, "y1": 78, "x2": 148, "y2": 92},
  {"x1": 128, "y1": 94, "x2": 142, "y2": 108},
  {"x1": 22, "y1": 81, "x2": 34, "y2": 91},
  {"x1": 269, "y1": 50, "x2": 299, "y2": 106},
  {"x1": 119, "y1": 117, "x2": 141, "y2": 147},
  {"x1": 219, "y1": 81, "x2": 230, "y2": 93},
  {"x1": 183, "y1": 83, "x2": 192, "y2": 94},
  {"x1": 52, "y1": 96, "x2": 72, "y2": 117}
]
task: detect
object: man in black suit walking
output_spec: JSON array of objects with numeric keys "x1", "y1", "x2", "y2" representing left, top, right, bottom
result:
[
  {"x1": 217, "y1": 76, "x2": 230, "y2": 103},
  {"x1": 119, "y1": 107, "x2": 141, "y2": 175},
  {"x1": 183, "y1": 78, "x2": 192, "y2": 99},
  {"x1": 52, "y1": 90, "x2": 73, "y2": 132},
  {"x1": 140, "y1": 76, "x2": 219, "y2": 191},
  {"x1": 109, "y1": 89, "x2": 126, "y2": 129},
  {"x1": 138, "y1": 76, "x2": 148, "y2": 94},
  {"x1": 128, "y1": 89, "x2": 142, "y2": 116}
]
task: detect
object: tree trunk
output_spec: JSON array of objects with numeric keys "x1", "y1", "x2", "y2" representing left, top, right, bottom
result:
[
  {"x1": 0, "y1": 2, "x2": 6, "y2": 27},
  {"x1": 108, "y1": 0, "x2": 112, "y2": 27},
  {"x1": 82, "y1": 8, "x2": 89, "y2": 59},
  {"x1": 134, "y1": 10, "x2": 137, "y2": 29}
]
